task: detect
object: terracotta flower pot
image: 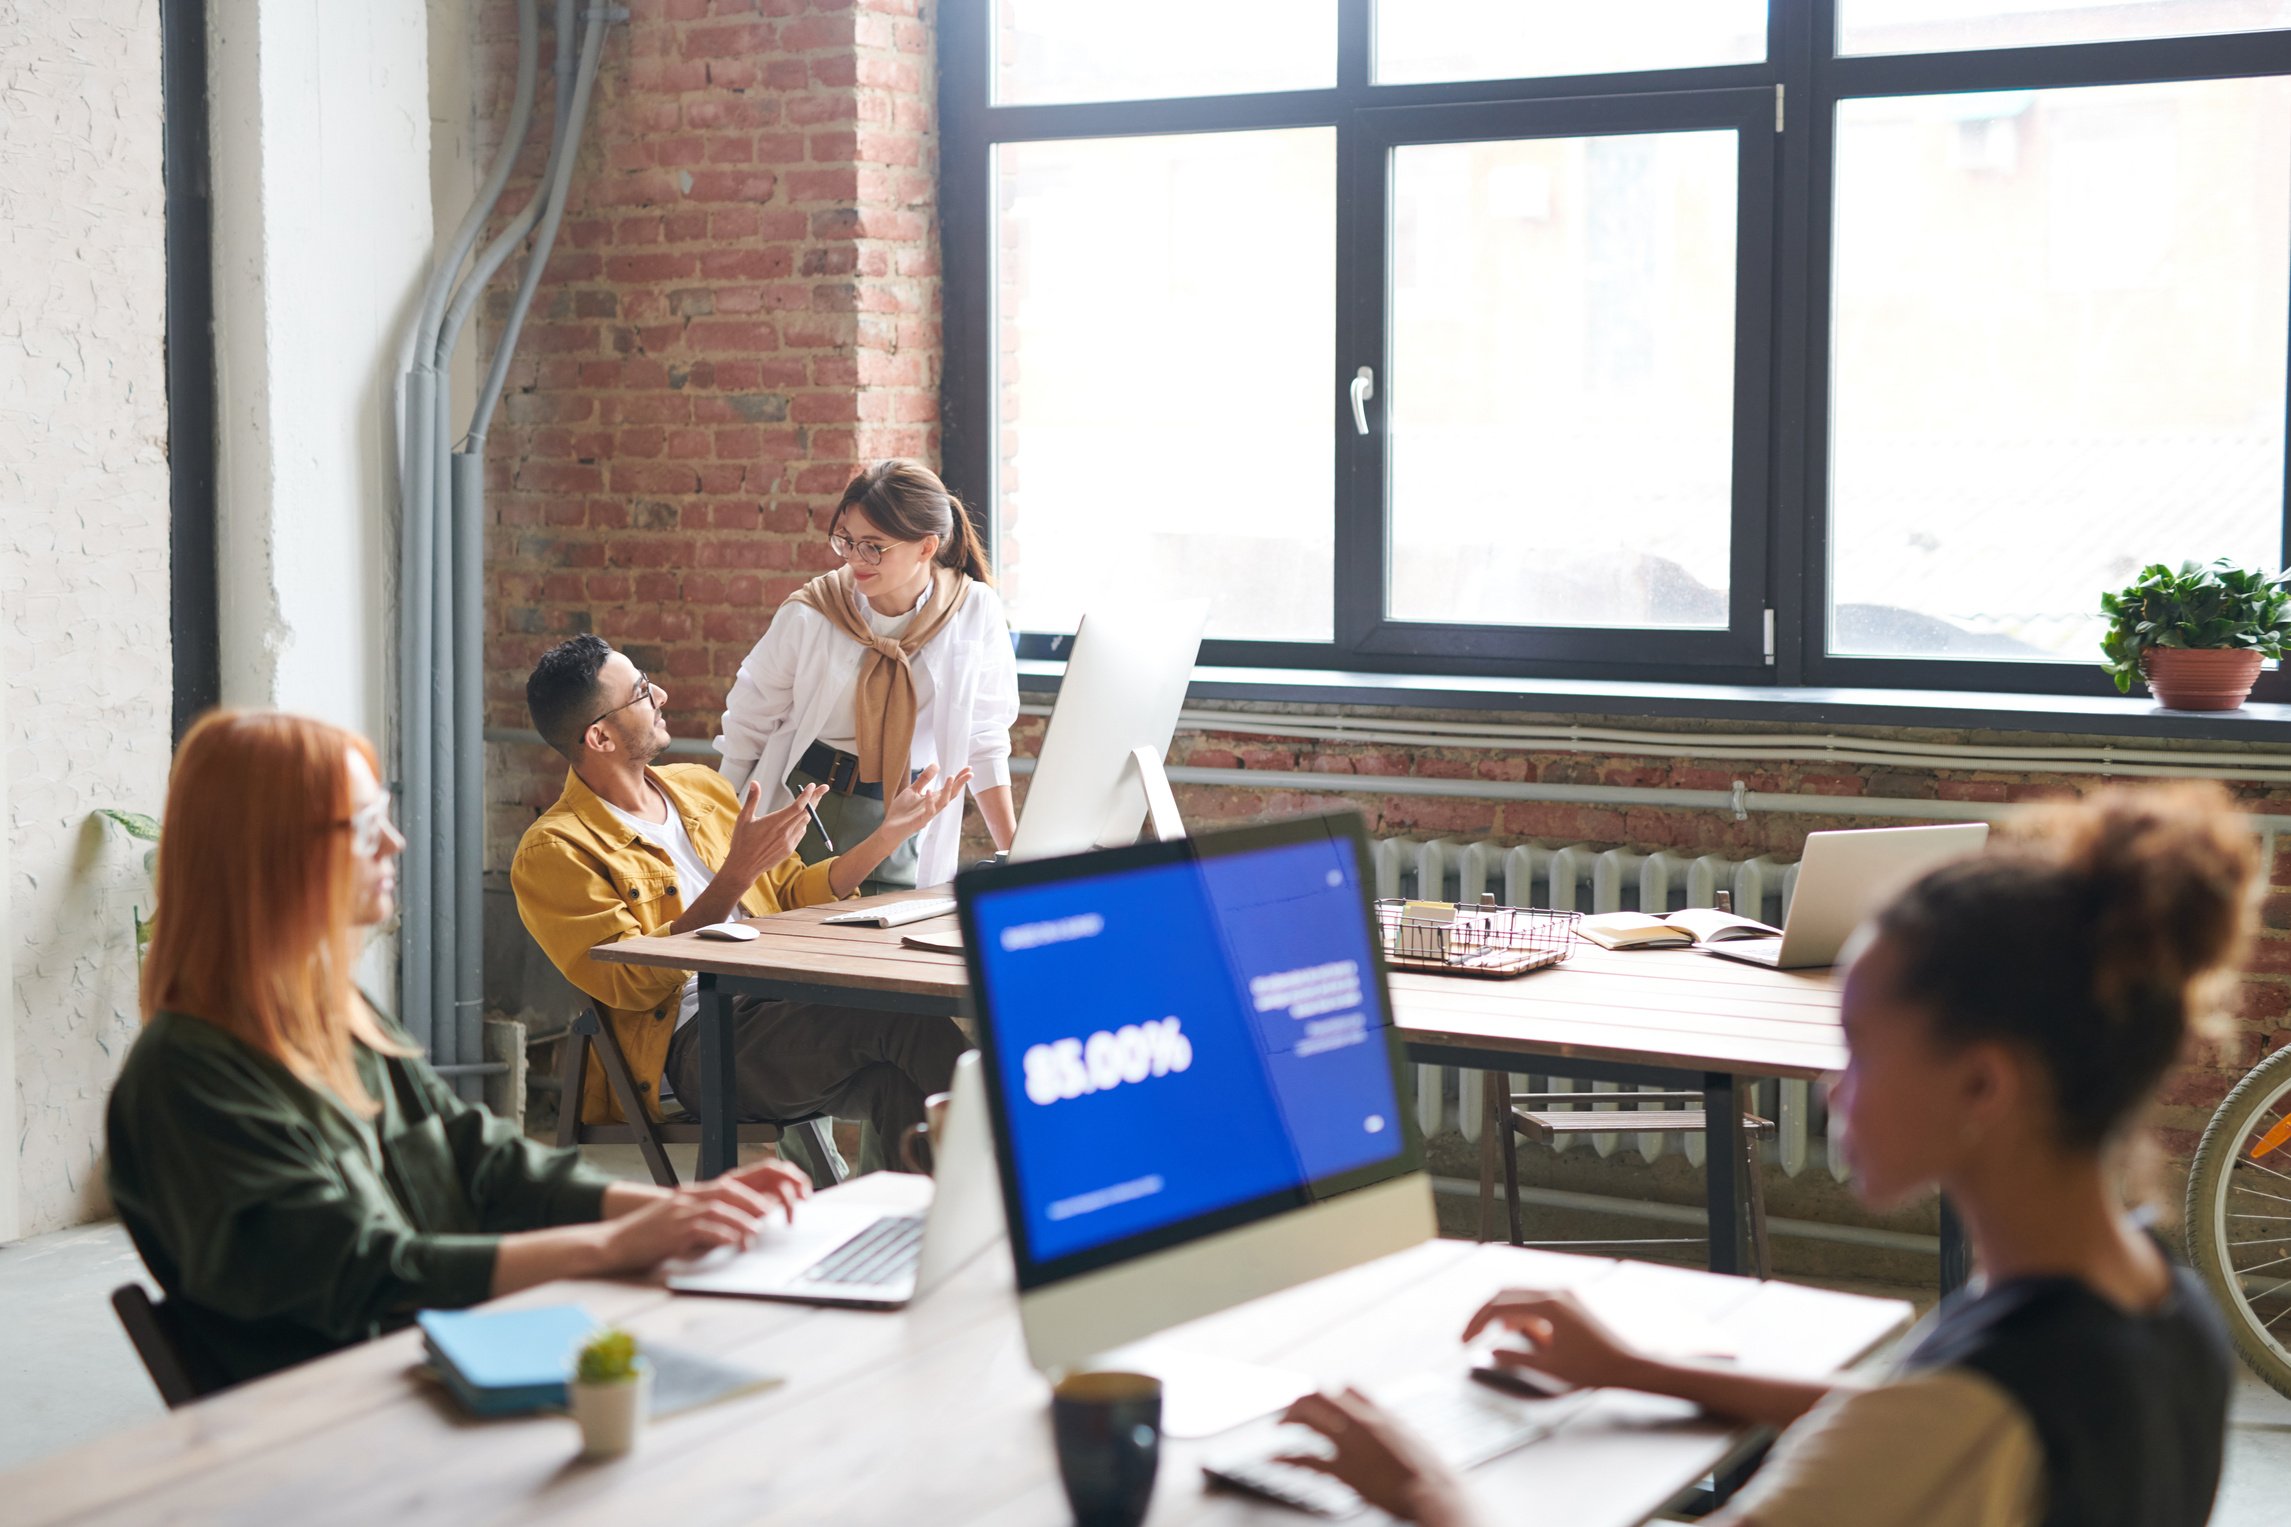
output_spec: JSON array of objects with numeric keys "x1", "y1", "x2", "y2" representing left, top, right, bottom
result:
[{"x1": 2141, "y1": 648, "x2": 2264, "y2": 711}]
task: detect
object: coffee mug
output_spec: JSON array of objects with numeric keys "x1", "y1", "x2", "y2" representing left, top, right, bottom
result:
[
  {"x1": 1051, "y1": 1370, "x2": 1162, "y2": 1527},
  {"x1": 900, "y1": 1087, "x2": 955, "y2": 1175}
]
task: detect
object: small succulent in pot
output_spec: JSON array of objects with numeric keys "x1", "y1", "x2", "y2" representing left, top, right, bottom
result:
[
  {"x1": 569, "y1": 1328, "x2": 650, "y2": 1460},
  {"x1": 2100, "y1": 559, "x2": 2291, "y2": 710}
]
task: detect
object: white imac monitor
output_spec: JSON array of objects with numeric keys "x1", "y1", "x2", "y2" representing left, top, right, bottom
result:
[
  {"x1": 954, "y1": 814, "x2": 1433, "y2": 1423},
  {"x1": 1006, "y1": 598, "x2": 1211, "y2": 861}
]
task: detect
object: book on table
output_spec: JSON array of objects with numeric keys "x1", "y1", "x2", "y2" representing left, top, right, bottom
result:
[
  {"x1": 1575, "y1": 907, "x2": 1780, "y2": 951},
  {"x1": 417, "y1": 1305, "x2": 780, "y2": 1419}
]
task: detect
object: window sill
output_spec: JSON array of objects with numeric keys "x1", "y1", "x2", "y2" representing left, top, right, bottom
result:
[{"x1": 1015, "y1": 661, "x2": 2291, "y2": 744}]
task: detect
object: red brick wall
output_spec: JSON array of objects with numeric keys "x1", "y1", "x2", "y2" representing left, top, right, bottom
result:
[{"x1": 476, "y1": 0, "x2": 939, "y2": 780}]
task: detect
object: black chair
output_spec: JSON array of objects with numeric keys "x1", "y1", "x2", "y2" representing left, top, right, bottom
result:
[
  {"x1": 110, "y1": 1283, "x2": 214, "y2": 1409},
  {"x1": 553, "y1": 1007, "x2": 843, "y2": 1186}
]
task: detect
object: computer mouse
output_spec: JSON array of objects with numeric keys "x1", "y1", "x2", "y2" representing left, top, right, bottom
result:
[{"x1": 696, "y1": 921, "x2": 761, "y2": 941}]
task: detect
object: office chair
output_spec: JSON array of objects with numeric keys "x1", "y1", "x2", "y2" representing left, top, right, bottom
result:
[{"x1": 110, "y1": 1283, "x2": 215, "y2": 1409}]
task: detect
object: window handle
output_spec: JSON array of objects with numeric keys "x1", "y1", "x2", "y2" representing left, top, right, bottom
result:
[{"x1": 1349, "y1": 366, "x2": 1375, "y2": 435}]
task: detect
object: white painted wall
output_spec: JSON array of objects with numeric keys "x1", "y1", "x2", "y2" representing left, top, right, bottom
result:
[
  {"x1": 209, "y1": 0, "x2": 432, "y2": 751},
  {"x1": 209, "y1": 0, "x2": 435, "y2": 1011},
  {"x1": 0, "y1": 0, "x2": 174, "y2": 1238}
]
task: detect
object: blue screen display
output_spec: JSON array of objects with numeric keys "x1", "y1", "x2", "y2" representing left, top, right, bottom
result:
[{"x1": 967, "y1": 834, "x2": 1405, "y2": 1266}]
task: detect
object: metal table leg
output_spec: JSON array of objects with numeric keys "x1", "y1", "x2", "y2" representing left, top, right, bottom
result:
[
  {"x1": 799, "y1": 1117, "x2": 849, "y2": 1186},
  {"x1": 1702, "y1": 1073, "x2": 1743, "y2": 1276},
  {"x1": 697, "y1": 974, "x2": 736, "y2": 1180}
]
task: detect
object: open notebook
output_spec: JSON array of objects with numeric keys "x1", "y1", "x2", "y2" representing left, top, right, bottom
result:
[{"x1": 1576, "y1": 907, "x2": 1779, "y2": 952}]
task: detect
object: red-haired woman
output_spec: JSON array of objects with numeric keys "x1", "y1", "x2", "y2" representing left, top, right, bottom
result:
[{"x1": 106, "y1": 710, "x2": 810, "y2": 1390}]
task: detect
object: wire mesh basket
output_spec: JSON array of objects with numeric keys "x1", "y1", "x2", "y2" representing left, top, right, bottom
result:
[{"x1": 1373, "y1": 896, "x2": 1581, "y2": 979}]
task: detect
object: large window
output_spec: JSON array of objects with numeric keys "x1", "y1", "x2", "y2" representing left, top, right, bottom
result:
[{"x1": 941, "y1": 3, "x2": 2291, "y2": 697}]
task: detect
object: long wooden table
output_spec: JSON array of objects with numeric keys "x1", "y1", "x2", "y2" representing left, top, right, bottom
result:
[
  {"x1": 594, "y1": 890, "x2": 1860, "y2": 1278},
  {"x1": 5, "y1": 1170, "x2": 1912, "y2": 1525}
]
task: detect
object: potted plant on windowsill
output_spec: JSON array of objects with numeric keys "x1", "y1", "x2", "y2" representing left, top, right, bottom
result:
[
  {"x1": 2101, "y1": 559, "x2": 2291, "y2": 711},
  {"x1": 569, "y1": 1328, "x2": 650, "y2": 1460}
]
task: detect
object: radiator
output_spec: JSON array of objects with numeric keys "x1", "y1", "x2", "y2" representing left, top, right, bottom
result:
[{"x1": 1373, "y1": 834, "x2": 1844, "y2": 1182}]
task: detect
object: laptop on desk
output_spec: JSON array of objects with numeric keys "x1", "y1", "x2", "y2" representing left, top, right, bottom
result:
[
  {"x1": 1702, "y1": 823, "x2": 1989, "y2": 970},
  {"x1": 664, "y1": 1051, "x2": 1006, "y2": 1309}
]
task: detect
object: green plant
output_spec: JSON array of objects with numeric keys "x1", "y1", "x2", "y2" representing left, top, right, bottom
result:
[
  {"x1": 2099, "y1": 558, "x2": 2291, "y2": 694},
  {"x1": 574, "y1": 1328, "x2": 640, "y2": 1385},
  {"x1": 97, "y1": 809, "x2": 162, "y2": 958}
]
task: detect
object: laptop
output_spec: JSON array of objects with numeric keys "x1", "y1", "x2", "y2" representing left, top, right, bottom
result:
[
  {"x1": 664, "y1": 1051, "x2": 1006, "y2": 1308},
  {"x1": 1701, "y1": 823, "x2": 1989, "y2": 970}
]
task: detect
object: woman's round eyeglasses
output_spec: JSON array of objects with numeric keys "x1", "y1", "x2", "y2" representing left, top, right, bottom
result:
[{"x1": 829, "y1": 532, "x2": 894, "y2": 567}]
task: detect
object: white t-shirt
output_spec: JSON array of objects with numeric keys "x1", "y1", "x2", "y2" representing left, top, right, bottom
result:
[
  {"x1": 601, "y1": 788, "x2": 716, "y2": 1032},
  {"x1": 815, "y1": 580, "x2": 938, "y2": 758}
]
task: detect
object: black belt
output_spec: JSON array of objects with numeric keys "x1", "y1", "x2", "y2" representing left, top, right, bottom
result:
[{"x1": 797, "y1": 740, "x2": 917, "y2": 801}]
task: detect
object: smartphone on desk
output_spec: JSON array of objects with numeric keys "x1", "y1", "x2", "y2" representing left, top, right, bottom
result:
[{"x1": 1468, "y1": 1361, "x2": 1576, "y2": 1400}]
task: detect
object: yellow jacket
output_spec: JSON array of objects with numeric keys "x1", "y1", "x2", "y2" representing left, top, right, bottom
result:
[{"x1": 510, "y1": 763, "x2": 841, "y2": 1124}]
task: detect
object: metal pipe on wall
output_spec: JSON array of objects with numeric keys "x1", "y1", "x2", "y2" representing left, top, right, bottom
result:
[{"x1": 395, "y1": 0, "x2": 546, "y2": 1081}]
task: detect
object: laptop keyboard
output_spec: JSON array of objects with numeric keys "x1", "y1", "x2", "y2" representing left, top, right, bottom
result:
[
  {"x1": 1204, "y1": 1374, "x2": 1587, "y2": 1518},
  {"x1": 800, "y1": 1214, "x2": 926, "y2": 1287}
]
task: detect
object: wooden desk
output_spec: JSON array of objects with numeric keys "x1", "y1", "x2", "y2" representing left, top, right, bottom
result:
[
  {"x1": 4, "y1": 1172, "x2": 1911, "y2": 1526},
  {"x1": 593, "y1": 894, "x2": 1855, "y2": 1278}
]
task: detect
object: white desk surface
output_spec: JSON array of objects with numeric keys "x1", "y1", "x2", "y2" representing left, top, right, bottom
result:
[{"x1": 6, "y1": 1172, "x2": 1909, "y2": 1526}]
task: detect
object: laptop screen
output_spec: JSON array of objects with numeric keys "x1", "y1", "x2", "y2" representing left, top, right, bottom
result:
[{"x1": 957, "y1": 816, "x2": 1415, "y2": 1284}]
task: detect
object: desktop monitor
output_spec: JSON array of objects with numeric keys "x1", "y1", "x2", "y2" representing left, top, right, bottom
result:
[
  {"x1": 1006, "y1": 599, "x2": 1211, "y2": 861},
  {"x1": 954, "y1": 813, "x2": 1434, "y2": 1382}
]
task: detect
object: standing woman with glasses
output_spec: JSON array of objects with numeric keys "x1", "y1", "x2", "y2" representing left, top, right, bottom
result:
[
  {"x1": 716, "y1": 460, "x2": 1020, "y2": 891},
  {"x1": 107, "y1": 710, "x2": 810, "y2": 1391}
]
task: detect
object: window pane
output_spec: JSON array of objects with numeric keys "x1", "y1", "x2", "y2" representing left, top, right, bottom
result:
[
  {"x1": 1829, "y1": 79, "x2": 2291, "y2": 662},
  {"x1": 996, "y1": 0, "x2": 1335, "y2": 106},
  {"x1": 1376, "y1": 1, "x2": 1765, "y2": 86},
  {"x1": 995, "y1": 131, "x2": 1335, "y2": 641},
  {"x1": 1841, "y1": 0, "x2": 2291, "y2": 55},
  {"x1": 1388, "y1": 132, "x2": 1740, "y2": 628}
]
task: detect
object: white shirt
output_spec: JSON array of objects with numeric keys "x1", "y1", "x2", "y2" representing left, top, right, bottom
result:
[
  {"x1": 714, "y1": 577, "x2": 1021, "y2": 887},
  {"x1": 814, "y1": 581, "x2": 937, "y2": 754},
  {"x1": 600, "y1": 788, "x2": 715, "y2": 1032}
]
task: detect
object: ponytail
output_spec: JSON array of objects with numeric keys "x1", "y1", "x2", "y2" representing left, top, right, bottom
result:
[
  {"x1": 1873, "y1": 782, "x2": 2257, "y2": 1149},
  {"x1": 938, "y1": 488, "x2": 994, "y2": 586},
  {"x1": 830, "y1": 460, "x2": 995, "y2": 587}
]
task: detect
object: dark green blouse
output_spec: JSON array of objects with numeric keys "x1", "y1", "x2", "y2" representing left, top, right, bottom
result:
[{"x1": 105, "y1": 1008, "x2": 614, "y2": 1389}]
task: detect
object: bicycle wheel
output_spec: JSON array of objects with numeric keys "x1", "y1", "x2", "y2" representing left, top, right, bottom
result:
[{"x1": 2186, "y1": 1043, "x2": 2291, "y2": 1399}]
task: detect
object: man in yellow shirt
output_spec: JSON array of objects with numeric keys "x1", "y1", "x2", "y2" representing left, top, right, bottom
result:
[{"x1": 511, "y1": 635, "x2": 972, "y2": 1175}]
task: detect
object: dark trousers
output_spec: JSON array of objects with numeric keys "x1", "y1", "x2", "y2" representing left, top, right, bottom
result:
[{"x1": 663, "y1": 995, "x2": 969, "y2": 1176}]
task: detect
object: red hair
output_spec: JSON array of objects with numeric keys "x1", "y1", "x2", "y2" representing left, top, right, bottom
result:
[{"x1": 139, "y1": 710, "x2": 407, "y2": 1114}]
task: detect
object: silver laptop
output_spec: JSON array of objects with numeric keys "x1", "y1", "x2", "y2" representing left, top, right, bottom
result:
[
  {"x1": 1703, "y1": 823, "x2": 1989, "y2": 970},
  {"x1": 665, "y1": 1051, "x2": 1006, "y2": 1309}
]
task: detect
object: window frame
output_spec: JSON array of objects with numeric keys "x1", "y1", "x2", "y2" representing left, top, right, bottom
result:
[{"x1": 940, "y1": 1, "x2": 2291, "y2": 701}]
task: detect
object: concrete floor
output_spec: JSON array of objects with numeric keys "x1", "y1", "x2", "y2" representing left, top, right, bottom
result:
[{"x1": 7, "y1": 1212, "x2": 2291, "y2": 1523}]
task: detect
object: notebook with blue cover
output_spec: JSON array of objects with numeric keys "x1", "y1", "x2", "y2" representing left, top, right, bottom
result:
[{"x1": 418, "y1": 1305, "x2": 596, "y2": 1417}]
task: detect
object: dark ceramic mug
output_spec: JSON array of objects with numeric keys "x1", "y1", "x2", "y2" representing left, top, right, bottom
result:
[{"x1": 1051, "y1": 1370, "x2": 1163, "y2": 1527}]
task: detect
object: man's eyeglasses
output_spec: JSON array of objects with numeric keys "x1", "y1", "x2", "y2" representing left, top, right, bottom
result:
[
  {"x1": 585, "y1": 671, "x2": 660, "y2": 733},
  {"x1": 829, "y1": 532, "x2": 893, "y2": 567}
]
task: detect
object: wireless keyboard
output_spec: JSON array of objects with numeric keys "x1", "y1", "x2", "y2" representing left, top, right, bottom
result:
[
  {"x1": 821, "y1": 897, "x2": 959, "y2": 929},
  {"x1": 1203, "y1": 1373, "x2": 1587, "y2": 1518}
]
